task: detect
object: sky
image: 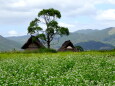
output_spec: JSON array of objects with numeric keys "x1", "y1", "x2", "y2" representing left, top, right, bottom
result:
[{"x1": 0, "y1": 0, "x2": 115, "y2": 37}]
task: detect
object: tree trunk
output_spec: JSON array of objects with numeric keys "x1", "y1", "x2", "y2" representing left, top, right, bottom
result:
[
  {"x1": 47, "y1": 35, "x2": 50, "y2": 49},
  {"x1": 47, "y1": 41, "x2": 50, "y2": 49},
  {"x1": 46, "y1": 25, "x2": 51, "y2": 49}
]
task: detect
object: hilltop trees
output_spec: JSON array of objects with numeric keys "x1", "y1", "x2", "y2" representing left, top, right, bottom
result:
[{"x1": 28, "y1": 8, "x2": 69, "y2": 48}]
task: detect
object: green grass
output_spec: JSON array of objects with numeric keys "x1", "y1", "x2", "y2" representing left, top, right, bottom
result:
[{"x1": 0, "y1": 51, "x2": 115, "y2": 86}]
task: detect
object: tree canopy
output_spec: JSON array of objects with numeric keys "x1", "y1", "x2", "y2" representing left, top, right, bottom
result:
[{"x1": 28, "y1": 8, "x2": 69, "y2": 48}]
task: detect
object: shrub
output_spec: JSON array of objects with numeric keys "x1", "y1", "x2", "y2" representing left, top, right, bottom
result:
[
  {"x1": 22, "y1": 48, "x2": 57, "y2": 53},
  {"x1": 76, "y1": 46, "x2": 84, "y2": 51}
]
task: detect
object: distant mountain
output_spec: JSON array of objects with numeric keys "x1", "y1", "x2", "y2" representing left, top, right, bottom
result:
[
  {"x1": 53, "y1": 27, "x2": 115, "y2": 48},
  {"x1": 0, "y1": 35, "x2": 21, "y2": 51},
  {"x1": 76, "y1": 27, "x2": 114, "y2": 35},
  {"x1": 5, "y1": 27, "x2": 115, "y2": 50},
  {"x1": 77, "y1": 27, "x2": 115, "y2": 46},
  {"x1": 75, "y1": 29, "x2": 99, "y2": 34},
  {"x1": 75, "y1": 41, "x2": 114, "y2": 50},
  {"x1": 6, "y1": 35, "x2": 30, "y2": 45}
]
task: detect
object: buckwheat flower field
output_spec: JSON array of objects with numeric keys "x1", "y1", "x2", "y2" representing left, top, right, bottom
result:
[{"x1": 0, "y1": 51, "x2": 115, "y2": 86}]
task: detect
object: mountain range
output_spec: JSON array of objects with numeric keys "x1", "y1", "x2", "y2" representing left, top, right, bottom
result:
[
  {"x1": 56, "y1": 27, "x2": 115, "y2": 46},
  {"x1": 76, "y1": 41, "x2": 114, "y2": 50},
  {"x1": 0, "y1": 27, "x2": 115, "y2": 51},
  {"x1": 0, "y1": 35, "x2": 21, "y2": 51}
]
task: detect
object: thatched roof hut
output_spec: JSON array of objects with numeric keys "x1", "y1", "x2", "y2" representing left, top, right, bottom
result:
[
  {"x1": 21, "y1": 36, "x2": 45, "y2": 50},
  {"x1": 58, "y1": 40, "x2": 77, "y2": 52}
]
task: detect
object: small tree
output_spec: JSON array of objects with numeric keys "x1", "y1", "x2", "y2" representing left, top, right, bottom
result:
[
  {"x1": 76, "y1": 46, "x2": 84, "y2": 51},
  {"x1": 28, "y1": 8, "x2": 69, "y2": 48}
]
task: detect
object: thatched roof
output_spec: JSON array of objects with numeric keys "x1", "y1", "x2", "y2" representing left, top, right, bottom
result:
[
  {"x1": 21, "y1": 36, "x2": 45, "y2": 49},
  {"x1": 58, "y1": 40, "x2": 77, "y2": 52}
]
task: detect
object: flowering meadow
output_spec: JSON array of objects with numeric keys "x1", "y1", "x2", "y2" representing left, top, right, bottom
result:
[{"x1": 0, "y1": 51, "x2": 114, "y2": 86}]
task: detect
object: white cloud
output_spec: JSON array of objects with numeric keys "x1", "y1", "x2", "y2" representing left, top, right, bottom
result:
[
  {"x1": 59, "y1": 22, "x2": 75, "y2": 28},
  {"x1": 0, "y1": 0, "x2": 99, "y2": 24},
  {"x1": 8, "y1": 30, "x2": 18, "y2": 36},
  {"x1": 8, "y1": 30, "x2": 27, "y2": 37},
  {"x1": 1, "y1": 0, "x2": 115, "y2": 36},
  {"x1": 96, "y1": 9, "x2": 115, "y2": 21},
  {"x1": 10, "y1": 0, "x2": 26, "y2": 8},
  {"x1": 108, "y1": 0, "x2": 115, "y2": 4},
  {"x1": 0, "y1": 0, "x2": 98, "y2": 17},
  {"x1": 1, "y1": 0, "x2": 113, "y2": 25},
  {"x1": 59, "y1": 22, "x2": 76, "y2": 32}
]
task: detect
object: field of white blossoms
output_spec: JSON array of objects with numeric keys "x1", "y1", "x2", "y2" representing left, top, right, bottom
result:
[{"x1": 0, "y1": 51, "x2": 114, "y2": 86}]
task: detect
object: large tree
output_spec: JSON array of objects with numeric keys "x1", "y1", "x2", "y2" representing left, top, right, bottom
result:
[{"x1": 28, "y1": 8, "x2": 69, "y2": 48}]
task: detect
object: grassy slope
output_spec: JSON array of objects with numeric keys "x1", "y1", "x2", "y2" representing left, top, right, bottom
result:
[
  {"x1": 0, "y1": 35, "x2": 21, "y2": 51},
  {"x1": 0, "y1": 51, "x2": 114, "y2": 86}
]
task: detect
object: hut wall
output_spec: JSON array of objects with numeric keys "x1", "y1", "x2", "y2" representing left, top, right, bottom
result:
[
  {"x1": 28, "y1": 43, "x2": 38, "y2": 48},
  {"x1": 26, "y1": 43, "x2": 39, "y2": 50}
]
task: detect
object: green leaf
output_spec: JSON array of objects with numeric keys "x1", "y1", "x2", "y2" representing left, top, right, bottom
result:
[
  {"x1": 28, "y1": 18, "x2": 42, "y2": 34},
  {"x1": 35, "y1": 27, "x2": 43, "y2": 32},
  {"x1": 47, "y1": 20, "x2": 58, "y2": 28},
  {"x1": 38, "y1": 8, "x2": 61, "y2": 19},
  {"x1": 36, "y1": 34, "x2": 46, "y2": 41},
  {"x1": 58, "y1": 27, "x2": 69, "y2": 36}
]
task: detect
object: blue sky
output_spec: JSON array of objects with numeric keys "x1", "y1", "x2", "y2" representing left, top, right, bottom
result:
[{"x1": 0, "y1": 0, "x2": 115, "y2": 37}]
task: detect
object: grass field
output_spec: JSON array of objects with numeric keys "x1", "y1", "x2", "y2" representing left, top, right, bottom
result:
[{"x1": 0, "y1": 51, "x2": 115, "y2": 86}]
